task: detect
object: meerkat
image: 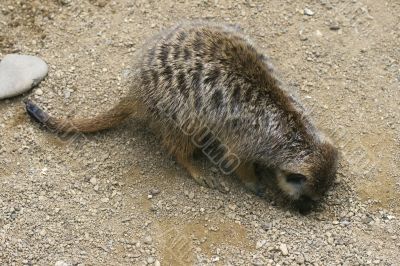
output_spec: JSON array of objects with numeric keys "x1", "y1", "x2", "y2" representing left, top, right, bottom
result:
[{"x1": 25, "y1": 21, "x2": 338, "y2": 213}]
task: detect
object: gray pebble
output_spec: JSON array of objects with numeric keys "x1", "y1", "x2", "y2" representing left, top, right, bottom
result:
[
  {"x1": 329, "y1": 21, "x2": 340, "y2": 30},
  {"x1": 279, "y1": 243, "x2": 289, "y2": 256},
  {"x1": 64, "y1": 89, "x2": 71, "y2": 99},
  {"x1": 261, "y1": 223, "x2": 272, "y2": 231},
  {"x1": 252, "y1": 260, "x2": 264, "y2": 266},
  {"x1": 130, "y1": 252, "x2": 141, "y2": 258},
  {"x1": 256, "y1": 239, "x2": 266, "y2": 249},
  {"x1": 35, "y1": 89, "x2": 43, "y2": 96},
  {"x1": 0, "y1": 54, "x2": 48, "y2": 99},
  {"x1": 54, "y1": 261, "x2": 70, "y2": 266},
  {"x1": 147, "y1": 256, "x2": 155, "y2": 264},
  {"x1": 188, "y1": 191, "x2": 195, "y2": 199},
  {"x1": 144, "y1": 235, "x2": 152, "y2": 245},
  {"x1": 304, "y1": 8, "x2": 315, "y2": 16},
  {"x1": 149, "y1": 188, "x2": 160, "y2": 196},
  {"x1": 89, "y1": 177, "x2": 97, "y2": 185}
]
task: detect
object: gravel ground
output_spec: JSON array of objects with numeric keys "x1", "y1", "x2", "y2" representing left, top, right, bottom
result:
[{"x1": 1, "y1": 0, "x2": 399, "y2": 265}]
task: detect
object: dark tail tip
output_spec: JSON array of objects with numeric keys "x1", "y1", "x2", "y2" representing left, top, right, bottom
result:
[{"x1": 24, "y1": 99, "x2": 50, "y2": 125}]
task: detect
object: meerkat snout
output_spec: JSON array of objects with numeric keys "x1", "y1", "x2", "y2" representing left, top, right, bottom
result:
[
  {"x1": 277, "y1": 172, "x2": 309, "y2": 199},
  {"x1": 275, "y1": 170, "x2": 313, "y2": 202},
  {"x1": 270, "y1": 137, "x2": 338, "y2": 212}
]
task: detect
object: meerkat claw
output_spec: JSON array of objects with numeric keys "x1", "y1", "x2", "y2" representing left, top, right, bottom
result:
[
  {"x1": 191, "y1": 174, "x2": 216, "y2": 189},
  {"x1": 203, "y1": 175, "x2": 218, "y2": 189}
]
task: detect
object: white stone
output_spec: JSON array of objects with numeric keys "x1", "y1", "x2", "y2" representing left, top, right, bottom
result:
[
  {"x1": 0, "y1": 54, "x2": 48, "y2": 99},
  {"x1": 147, "y1": 256, "x2": 155, "y2": 264},
  {"x1": 54, "y1": 261, "x2": 69, "y2": 266},
  {"x1": 279, "y1": 243, "x2": 289, "y2": 256},
  {"x1": 143, "y1": 235, "x2": 152, "y2": 244},
  {"x1": 304, "y1": 8, "x2": 315, "y2": 16},
  {"x1": 256, "y1": 239, "x2": 266, "y2": 249},
  {"x1": 89, "y1": 177, "x2": 97, "y2": 185}
]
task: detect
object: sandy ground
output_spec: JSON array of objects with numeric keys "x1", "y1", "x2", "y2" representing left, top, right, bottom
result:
[{"x1": 0, "y1": 0, "x2": 399, "y2": 265}]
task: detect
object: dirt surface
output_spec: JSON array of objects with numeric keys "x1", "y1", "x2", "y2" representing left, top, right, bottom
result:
[{"x1": 1, "y1": 0, "x2": 399, "y2": 265}]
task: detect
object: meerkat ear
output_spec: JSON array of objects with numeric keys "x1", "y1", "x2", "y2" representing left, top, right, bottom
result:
[{"x1": 286, "y1": 173, "x2": 306, "y2": 185}]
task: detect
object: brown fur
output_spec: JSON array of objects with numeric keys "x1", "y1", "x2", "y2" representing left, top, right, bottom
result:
[{"x1": 26, "y1": 21, "x2": 338, "y2": 211}]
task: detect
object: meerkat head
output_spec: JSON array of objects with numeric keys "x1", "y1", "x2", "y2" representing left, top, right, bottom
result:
[{"x1": 274, "y1": 138, "x2": 338, "y2": 213}]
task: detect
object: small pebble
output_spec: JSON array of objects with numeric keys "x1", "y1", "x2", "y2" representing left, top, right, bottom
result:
[
  {"x1": 304, "y1": 8, "x2": 314, "y2": 16},
  {"x1": 89, "y1": 177, "x2": 97, "y2": 185},
  {"x1": 149, "y1": 188, "x2": 160, "y2": 196},
  {"x1": 279, "y1": 243, "x2": 289, "y2": 256},
  {"x1": 144, "y1": 235, "x2": 152, "y2": 245},
  {"x1": 54, "y1": 261, "x2": 69, "y2": 266},
  {"x1": 35, "y1": 89, "x2": 43, "y2": 96},
  {"x1": 147, "y1": 256, "x2": 155, "y2": 264},
  {"x1": 315, "y1": 30, "x2": 323, "y2": 37},
  {"x1": 261, "y1": 223, "x2": 272, "y2": 231},
  {"x1": 131, "y1": 252, "x2": 141, "y2": 258},
  {"x1": 329, "y1": 21, "x2": 340, "y2": 30},
  {"x1": 211, "y1": 256, "x2": 219, "y2": 262},
  {"x1": 188, "y1": 191, "x2": 195, "y2": 199},
  {"x1": 256, "y1": 239, "x2": 266, "y2": 249},
  {"x1": 101, "y1": 197, "x2": 109, "y2": 203},
  {"x1": 252, "y1": 260, "x2": 264, "y2": 266},
  {"x1": 64, "y1": 89, "x2": 71, "y2": 99}
]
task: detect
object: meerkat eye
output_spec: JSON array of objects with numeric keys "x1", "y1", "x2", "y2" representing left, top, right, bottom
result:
[{"x1": 286, "y1": 173, "x2": 306, "y2": 185}]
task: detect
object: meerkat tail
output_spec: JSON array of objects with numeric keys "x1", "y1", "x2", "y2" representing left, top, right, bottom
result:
[{"x1": 24, "y1": 97, "x2": 139, "y2": 133}]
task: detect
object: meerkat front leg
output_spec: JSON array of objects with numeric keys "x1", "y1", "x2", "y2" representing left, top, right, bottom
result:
[
  {"x1": 162, "y1": 129, "x2": 217, "y2": 189},
  {"x1": 175, "y1": 154, "x2": 217, "y2": 188},
  {"x1": 235, "y1": 161, "x2": 266, "y2": 196}
]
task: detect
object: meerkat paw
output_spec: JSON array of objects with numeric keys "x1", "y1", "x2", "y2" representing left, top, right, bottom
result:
[
  {"x1": 243, "y1": 180, "x2": 267, "y2": 197},
  {"x1": 235, "y1": 161, "x2": 267, "y2": 197},
  {"x1": 191, "y1": 173, "x2": 218, "y2": 189},
  {"x1": 175, "y1": 155, "x2": 218, "y2": 189}
]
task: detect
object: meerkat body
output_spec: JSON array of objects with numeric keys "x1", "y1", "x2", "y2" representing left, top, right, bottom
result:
[{"x1": 26, "y1": 21, "x2": 338, "y2": 212}]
